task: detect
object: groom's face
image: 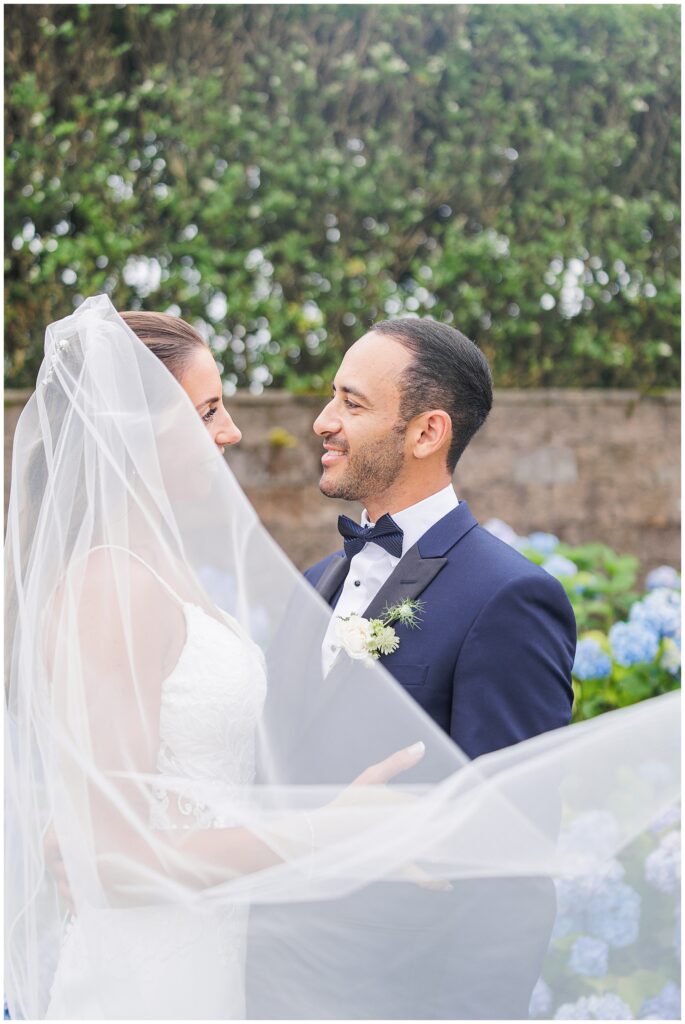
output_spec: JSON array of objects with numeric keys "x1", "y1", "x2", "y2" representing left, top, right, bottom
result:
[{"x1": 313, "y1": 331, "x2": 413, "y2": 503}]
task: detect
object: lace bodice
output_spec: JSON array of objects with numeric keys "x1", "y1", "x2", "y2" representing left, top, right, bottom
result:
[{"x1": 152, "y1": 601, "x2": 267, "y2": 829}]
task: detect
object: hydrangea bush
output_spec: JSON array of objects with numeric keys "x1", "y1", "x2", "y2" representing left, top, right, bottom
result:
[
  {"x1": 484, "y1": 522, "x2": 681, "y2": 1019},
  {"x1": 533, "y1": 810, "x2": 680, "y2": 1019},
  {"x1": 484, "y1": 521, "x2": 681, "y2": 721}
]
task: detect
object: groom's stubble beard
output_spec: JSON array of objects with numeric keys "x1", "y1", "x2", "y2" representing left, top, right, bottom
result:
[{"x1": 319, "y1": 420, "x2": 408, "y2": 503}]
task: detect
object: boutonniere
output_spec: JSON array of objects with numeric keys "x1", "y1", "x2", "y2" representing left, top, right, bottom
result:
[{"x1": 335, "y1": 598, "x2": 425, "y2": 664}]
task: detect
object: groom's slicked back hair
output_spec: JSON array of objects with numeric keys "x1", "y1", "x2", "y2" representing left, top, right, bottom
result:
[
  {"x1": 120, "y1": 311, "x2": 207, "y2": 383},
  {"x1": 371, "y1": 318, "x2": 493, "y2": 472}
]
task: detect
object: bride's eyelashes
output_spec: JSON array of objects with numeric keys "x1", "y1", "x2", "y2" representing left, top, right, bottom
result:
[{"x1": 202, "y1": 406, "x2": 218, "y2": 423}]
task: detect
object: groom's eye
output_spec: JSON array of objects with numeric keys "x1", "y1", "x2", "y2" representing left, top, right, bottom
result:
[{"x1": 344, "y1": 399, "x2": 360, "y2": 409}]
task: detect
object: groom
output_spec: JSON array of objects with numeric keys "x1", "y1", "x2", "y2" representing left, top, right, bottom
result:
[
  {"x1": 306, "y1": 317, "x2": 575, "y2": 757},
  {"x1": 249, "y1": 319, "x2": 575, "y2": 1020}
]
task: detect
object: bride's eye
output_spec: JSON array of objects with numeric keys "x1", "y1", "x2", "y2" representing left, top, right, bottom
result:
[{"x1": 202, "y1": 407, "x2": 217, "y2": 423}]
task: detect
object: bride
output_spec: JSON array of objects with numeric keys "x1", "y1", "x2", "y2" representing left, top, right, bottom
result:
[{"x1": 5, "y1": 297, "x2": 680, "y2": 1021}]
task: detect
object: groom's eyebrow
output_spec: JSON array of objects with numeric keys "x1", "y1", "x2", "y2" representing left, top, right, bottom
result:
[{"x1": 333, "y1": 383, "x2": 371, "y2": 404}]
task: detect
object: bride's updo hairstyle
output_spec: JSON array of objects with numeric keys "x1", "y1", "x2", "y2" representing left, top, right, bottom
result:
[{"x1": 120, "y1": 311, "x2": 208, "y2": 382}]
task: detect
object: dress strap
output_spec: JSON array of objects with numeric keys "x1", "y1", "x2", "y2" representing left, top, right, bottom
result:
[{"x1": 87, "y1": 544, "x2": 186, "y2": 606}]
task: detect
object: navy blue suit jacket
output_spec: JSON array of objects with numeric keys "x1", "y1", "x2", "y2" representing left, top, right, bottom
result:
[
  {"x1": 305, "y1": 502, "x2": 576, "y2": 758},
  {"x1": 247, "y1": 503, "x2": 576, "y2": 1020}
]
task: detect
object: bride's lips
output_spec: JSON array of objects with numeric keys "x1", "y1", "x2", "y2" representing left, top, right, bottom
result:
[{"x1": 322, "y1": 444, "x2": 348, "y2": 466}]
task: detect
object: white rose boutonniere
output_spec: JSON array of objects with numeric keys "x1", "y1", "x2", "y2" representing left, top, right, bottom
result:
[{"x1": 335, "y1": 598, "x2": 425, "y2": 665}]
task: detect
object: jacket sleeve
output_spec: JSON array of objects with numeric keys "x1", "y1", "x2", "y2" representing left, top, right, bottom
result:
[{"x1": 450, "y1": 572, "x2": 576, "y2": 759}]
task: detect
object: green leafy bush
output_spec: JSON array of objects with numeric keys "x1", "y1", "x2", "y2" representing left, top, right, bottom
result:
[{"x1": 5, "y1": 4, "x2": 680, "y2": 392}]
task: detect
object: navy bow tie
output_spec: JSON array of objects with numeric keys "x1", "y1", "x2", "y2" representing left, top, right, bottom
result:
[{"x1": 337, "y1": 513, "x2": 404, "y2": 560}]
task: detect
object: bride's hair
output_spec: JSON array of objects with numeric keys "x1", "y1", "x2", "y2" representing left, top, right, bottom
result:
[{"x1": 120, "y1": 311, "x2": 207, "y2": 382}]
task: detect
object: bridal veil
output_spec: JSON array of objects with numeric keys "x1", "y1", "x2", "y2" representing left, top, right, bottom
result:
[{"x1": 5, "y1": 296, "x2": 680, "y2": 1019}]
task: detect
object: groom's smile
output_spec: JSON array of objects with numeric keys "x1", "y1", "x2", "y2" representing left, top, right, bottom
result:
[{"x1": 321, "y1": 439, "x2": 349, "y2": 466}]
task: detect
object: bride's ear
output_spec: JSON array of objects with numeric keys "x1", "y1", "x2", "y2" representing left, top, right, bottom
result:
[{"x1": 410, "y1": 410, "x2": 452, "y2": 461}]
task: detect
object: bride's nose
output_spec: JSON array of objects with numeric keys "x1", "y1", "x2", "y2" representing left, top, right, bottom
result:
[{"x1": 216, "y1": 409, "x2": 242, "y2": 447}]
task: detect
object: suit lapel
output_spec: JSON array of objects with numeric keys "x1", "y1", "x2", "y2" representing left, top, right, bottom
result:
[
  {"x1": 314, "y1": 554, "x2": 350, "y2": 605},
  {"x1": 363, "y1": 501, "x2": 479, "y2": 618},
  {"x1": 363, "y1": 544, "x2": 447, "y2": 619}
]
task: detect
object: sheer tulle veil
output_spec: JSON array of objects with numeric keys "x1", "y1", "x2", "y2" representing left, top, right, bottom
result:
[{"x1": 5, "y1": 295, "x2": 680, "y2": 1019}]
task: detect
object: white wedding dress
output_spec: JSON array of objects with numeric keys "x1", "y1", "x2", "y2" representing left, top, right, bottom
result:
[{"x1": 46, "y1": 554, "x2": 267, "y2": 1021}]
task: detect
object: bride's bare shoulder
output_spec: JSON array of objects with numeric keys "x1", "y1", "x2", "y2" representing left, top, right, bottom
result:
[{"x1": 51, "y1": 545, "x2": 185, "y2": 628}]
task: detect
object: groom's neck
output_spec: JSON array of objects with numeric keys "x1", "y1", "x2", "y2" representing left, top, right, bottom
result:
[{"x1": 363, "y1": 472, "x2": 452, "y2": 522}]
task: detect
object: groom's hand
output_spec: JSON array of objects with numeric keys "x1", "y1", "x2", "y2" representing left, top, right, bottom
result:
[
  {"x1": 349, "y1": 740, "x2": 426, "y2": 785},
  {"x1": 346, "y1": 741, "x2": 452, "y2": 892}
]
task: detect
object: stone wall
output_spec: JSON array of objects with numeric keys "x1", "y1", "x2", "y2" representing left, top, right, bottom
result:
[{"x1": 5, "y1": 389, "x2": 680, "y2": 574}]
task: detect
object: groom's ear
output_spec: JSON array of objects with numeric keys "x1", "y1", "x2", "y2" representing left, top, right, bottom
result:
[{"x1": 410, "y1": 409, "x2": 452, "y2": 461}]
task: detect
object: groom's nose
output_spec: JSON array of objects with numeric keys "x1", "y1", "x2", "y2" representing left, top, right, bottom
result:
[{"x1": 313, "y1": 399, "x2": 340, "y2": 437}]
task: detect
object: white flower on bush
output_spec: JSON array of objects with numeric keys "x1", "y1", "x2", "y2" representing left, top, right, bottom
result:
[
  {"x1": 543, "y1": 554, "x2": 579, "y2": 579},
  {"x1": 336, "y1": 614, "x2": 374, "y2": 661},
  {"x1": 483, "y1": 518, "x2": 524, "y2": 548}
]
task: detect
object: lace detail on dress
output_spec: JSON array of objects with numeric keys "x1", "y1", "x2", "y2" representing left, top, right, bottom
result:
[{"x1": 150, "y1": 602, "x2": 266, "y2": 830}]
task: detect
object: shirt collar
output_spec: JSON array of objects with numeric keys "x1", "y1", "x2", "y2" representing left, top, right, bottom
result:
[{"x1": 361, "y1": 484, "x2": 459, "y2": 556}]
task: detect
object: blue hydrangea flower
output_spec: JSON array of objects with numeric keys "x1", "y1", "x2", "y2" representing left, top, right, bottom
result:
[
  {"x1": 646, "y1": 565, "x2": 681, "y2": 591},
  {"x1": 543, "y1": 554, "x2": 579, "y2": 579},
  {"x1": 630, "y1": 589, "x2": 681, "y2": 639},
  {"x1": 644, "y1": 830, "x2": 680, "y2": 894},
  {"x1": 526, "y1": 531, "x2": 560, "y2": 555},
  {"x1": 569, "y1": 935, "x2": 609, "y2": 976},
  {"x1": 555, "y1": 996, "x2": 594, "y2": 1020},
  {"x1": 661, "y1": 637, "x2": 681, "y2": 675},
  {"x1": 649, "y1": 804, "x2": 681, "y2": 834},
  {"x1": 573, "y1": 637, "x2": 612, "y2": 680},
  {"x1": 554, "y1": 993, "x2": 632, "y2": 1020},
  {"x1": 559, "y1": 813, "x2": 621, "y2": 862},
  {"x1": 584, "y1": 880, "x2": 641, "y2": 948},
  {"x1": 609, "y1": 621, "x2": 660, "y2": 666},
  {"x1": 639, "y1": 981, "x2": 681, "y2": 1019},
  {"x1": 590, "y1": 993, "x2": 635, "y2": 1019},
  {"x1": 552, "y1": 854, "x2": 640, "y2": 950},
  {"x1": 528, "y1": 978, "x2": 553, "y2": 1018}
]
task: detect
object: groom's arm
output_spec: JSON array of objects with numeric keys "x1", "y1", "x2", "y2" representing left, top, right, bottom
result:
[{"x1": 450, "y1": 571, "x2": 576, "y2": 759}]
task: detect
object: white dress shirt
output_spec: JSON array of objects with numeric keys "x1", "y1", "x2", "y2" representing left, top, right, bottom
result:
[{"x1": 323, "y1": 484, "x2": 459, "y2": 672}]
